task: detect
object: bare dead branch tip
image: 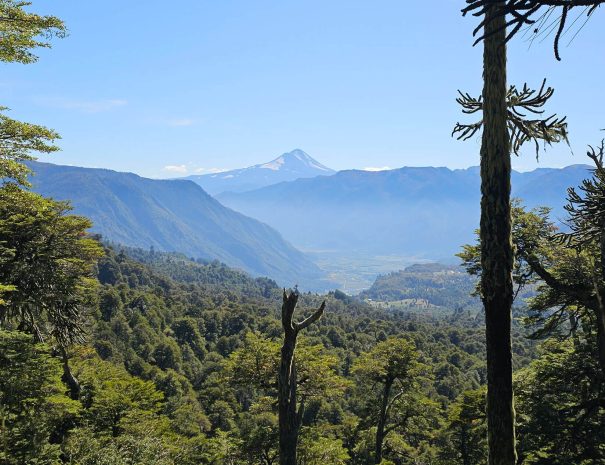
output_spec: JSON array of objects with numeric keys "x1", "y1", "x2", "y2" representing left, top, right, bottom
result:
[{"x1": 462, "y1": 0, "x2": 603, "y2": 60}]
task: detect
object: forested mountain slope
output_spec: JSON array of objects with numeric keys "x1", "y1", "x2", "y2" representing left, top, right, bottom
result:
[
  {"x1": 28, "y1": 161, "x2": 327, "y2": 289},
  {"x1": 360, "y1": 263, "x2": 479, "y2": 311},
  {"x1": 5, "y1": 243, "x2": 603, "y2": 464},
  {"x1": 83, "y1": 247, "x2": 533, "y2": 460}
]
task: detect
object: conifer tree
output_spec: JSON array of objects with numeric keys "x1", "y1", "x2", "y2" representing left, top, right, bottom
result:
[{"x1": 455, "y1": 3, "x2": 570, "y2": 463}]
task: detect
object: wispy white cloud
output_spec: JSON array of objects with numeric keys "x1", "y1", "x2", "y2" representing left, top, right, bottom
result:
[
  {"x1": 194, "y1": 167, "x2": 228, "y2": 174},
  {"x1": 38, "y1": 97, "x2": 128, "y2": 113},
  {"x1": 167, "y1": 118, "x2": 196, "y2": 127},
  {"x1": 162, "y1": 164, "x2": 229, "y2": 176},
  {"x1": 362, "y1": 166, "x2": 391, "y2": 172},
  {"x1": 163, "y1": 164, "x2": 188, "y2": 174}
]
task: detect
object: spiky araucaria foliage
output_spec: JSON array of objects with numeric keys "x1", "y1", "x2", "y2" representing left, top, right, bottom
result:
[
  {"x1": 453, "y1": 79, "x2": 568, "y2": 158},
  {"x1": 462, "y1": 0, "x2": 603, "y2": 60},
  {"x1": 559, "y1": 140, "x2": 605, "y2": 245}
]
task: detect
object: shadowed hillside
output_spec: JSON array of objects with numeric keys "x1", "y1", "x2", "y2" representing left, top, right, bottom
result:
[{"x1": 28, "y1": 161, "x2": 329, "y2": 289}]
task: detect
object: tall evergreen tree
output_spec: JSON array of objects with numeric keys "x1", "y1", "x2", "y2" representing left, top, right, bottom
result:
[
  {"x1": 455, "y1": 3, "x2": 569, "y2": 463},
  {"x1": 478, "y1": 9, "x2": 516, "y2": 462}
]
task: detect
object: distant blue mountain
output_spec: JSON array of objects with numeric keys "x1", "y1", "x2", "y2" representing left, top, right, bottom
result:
[
  {"x1": 27, "y1": 161, "x2": 329, "y2": 289},
  {"x1": 181, "y1": 149, "x2": 335, "y2": 195},
  {"x1": 217, "y1": 164, "x2": 592, "y2": 259}
]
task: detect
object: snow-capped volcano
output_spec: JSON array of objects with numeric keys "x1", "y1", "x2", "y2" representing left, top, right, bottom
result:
[
  {"x1": 259, "y1": 149, "x2": 333, "y2": 173},
  {"x1": 182, "y1": 149, "x2": 335, "y2": 195}
]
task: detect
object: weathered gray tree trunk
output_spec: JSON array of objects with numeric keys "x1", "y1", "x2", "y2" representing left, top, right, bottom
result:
[
  {"x1": 480, "y1": 3, "x2": 517, "y2": 465},
  {"x1": 278, "y1": 291, "x2": 325, "y2": 465}
]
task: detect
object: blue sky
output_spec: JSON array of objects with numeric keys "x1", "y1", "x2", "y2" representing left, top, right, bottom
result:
[{"x1": 1, "y1": 0, "x2": 603, "y2": 177}]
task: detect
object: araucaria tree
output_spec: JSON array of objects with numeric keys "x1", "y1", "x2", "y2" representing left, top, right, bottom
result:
[
  {"x1": 279, "y1": 290, "x2": 325, "y2": 465},
  {"x1": 455, "y1": 2, "x2": 568, "y2": 464},
  {"x1": 459, "y1": 152, "x2": 605, "y2": 460},
  {"x1": 561, "y1": 142, "x2": 605, "y2": 373},
  {"x1": 460, "y1": 0, "x2": 604, "y2": 397}
]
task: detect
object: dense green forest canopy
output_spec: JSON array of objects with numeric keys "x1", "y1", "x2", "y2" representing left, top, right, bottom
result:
[{"x1": 4, "y1": 241, "x2": 603, "y2": 464}]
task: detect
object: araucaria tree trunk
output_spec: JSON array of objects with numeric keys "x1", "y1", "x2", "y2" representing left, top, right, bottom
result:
[
  {"x1": 278, "y1": 290, "x2": 325, "y2": 465},
  {"x1": 480, "y1": 3, "x2": 517, "y2": 465},
  {"x1": 597, "y1": 224, "x2": 605, "y2": 375}
]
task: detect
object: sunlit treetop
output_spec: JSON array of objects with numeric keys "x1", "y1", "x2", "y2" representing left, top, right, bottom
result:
[{"x1": 0, "y1": 107, "x2": 60, "y2": 187}]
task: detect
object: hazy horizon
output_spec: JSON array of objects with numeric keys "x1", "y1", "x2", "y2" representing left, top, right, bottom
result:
[{"x1": 32, "y1": 149, "x2": 592, "y2": 180}]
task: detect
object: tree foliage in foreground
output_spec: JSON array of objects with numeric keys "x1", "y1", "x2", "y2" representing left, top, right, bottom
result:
[
  {"x1": 0, "y1": 0, "x2": 66, "y2": 64},
  {"x1": 2, "y1": 232, "x2": 602, "y2": 464},
  {"x1": 0, "y1": 330, "x2": 79, "y2": 465},
  {"x1": 352, "y1": 337, "x2": 439, "y2": 464},
  {"x1": 0, "y1": 187, "x2": 103, "y2": 344},
  {"x1": 0, "y1": 0, "x2": 65, "y2": 186},
  {"x1": 516, "y1": 339, "x2": 605, "y2": 464},
  {"x1": 460, "y1": 145, "x2": 605, "y2": 379},
  {"x1": 0, "y1": 109, "x2": 61, "y2": 186},
  {"x1": 460, "y1": 155, "x2": 605, "y2": 463}
]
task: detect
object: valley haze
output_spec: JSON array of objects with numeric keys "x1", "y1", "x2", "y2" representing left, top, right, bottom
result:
[{"x1": 29, "y1": 151, "x2": 591, "y2": 293}]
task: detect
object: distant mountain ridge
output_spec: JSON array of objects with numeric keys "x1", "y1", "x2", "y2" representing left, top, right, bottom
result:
[
  {"x1": 218, "y1": 163, "x2": 592, "y2": 259},
  {"x1": 182, "y1": 149, "x2": 335, "y2": 195},
  {"x1": 28, "y1": 161, "x2": 328, "y2": 289}
]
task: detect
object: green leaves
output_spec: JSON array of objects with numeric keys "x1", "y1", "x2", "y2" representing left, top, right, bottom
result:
[
  {"x1": 439, "y1": 389, "x2": 487, "y2": 465},
  {"x1": 515, "y1": 339, "x2": 605, "y2": 464},
  {"x1": 0, "y1": 0, "x2": 66, "y2": 64},
  {"x1": 352, "y1": 337, "x2": 440, "y2": 463},
  {"x1": 458, "y1": 200, "x2": 557, "y2": 301},
  {"x1": 227, "y1": 332, "x2": 347, "y2": 401},
  {"x1": 0, "y1": 108, "x2": 61, "y2": 187},
  {"x1": 0, "y1": 186, "x2": 103, "y2": 347},
  {"x1": 0, "y1": 330, "x2": 80, "y2": 465},
  {"x1": 0, "y1": 1, "x2": 64, "y2": 186},
  {"x1": 352, "y1": 337, "x2": 422, "y2": 385}
]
